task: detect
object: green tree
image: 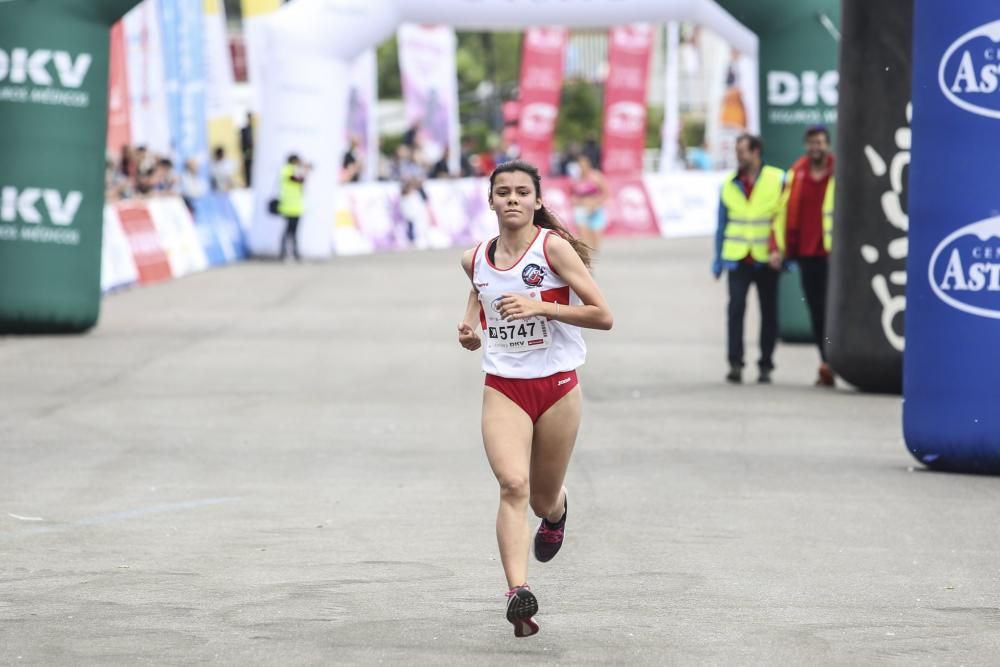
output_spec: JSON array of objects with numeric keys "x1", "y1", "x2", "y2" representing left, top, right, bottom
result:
[{"x1": 554, "y1": 80, "x2": 602, "y2": 149}]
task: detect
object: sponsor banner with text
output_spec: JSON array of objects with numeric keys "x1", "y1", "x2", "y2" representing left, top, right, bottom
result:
[
  {"x1": 101, "y1": 204, "x2": 139, "y2": 291},
  {"x1": 642, "y1": 171, "x2": 729, "y2": 238},
  {"x1": 123, "y1": 0, "x2": 172, "y2": 156},
  {"x1": 601, "y1": 25, "x2": 654, "y2": 175},
  {"x1": 107, "y1": 21, "x2": 132, "y2": 155},
  {"x1": 516, "y1": 28, "x2": 568, "y2": 174},
  {"x1": 146, "y1": 197, "x2": 208, "y2": 277},
  {"x1": 117, "y1": 200, "x2": 172, "y2": 285},
  {"x1": 397, "y1": 25, "x2": 461, "y2": 172}
]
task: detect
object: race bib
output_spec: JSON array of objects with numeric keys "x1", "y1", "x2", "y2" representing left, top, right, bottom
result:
[{"x1": 480, "y1": 290, "x2": 552, "y2": 353}]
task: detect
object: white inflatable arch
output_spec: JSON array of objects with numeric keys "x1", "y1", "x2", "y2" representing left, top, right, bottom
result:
[{"x1": 250, "y1": 0, "x2": 756, "y2": 259}]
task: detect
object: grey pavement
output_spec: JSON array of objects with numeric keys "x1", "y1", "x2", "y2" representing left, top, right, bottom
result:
[{"x1": 1, "y1": 237, "x2": 999, "y2": 666}]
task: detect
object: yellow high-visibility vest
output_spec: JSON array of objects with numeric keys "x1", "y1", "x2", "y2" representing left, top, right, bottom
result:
[
  {"x1": 278, "y1": 164, "x2": 304, "y2": 217},
  {"x1": 720, "y1": 165, "x2": 785, "y2": 263},
  {"x1": 774, "y1": 171, "x2": 836, "y2": 254}
]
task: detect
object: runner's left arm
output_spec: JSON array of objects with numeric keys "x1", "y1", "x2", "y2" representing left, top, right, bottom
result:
[{"x1": 497, "y1": 235, "x2": 613, "y2": 330}]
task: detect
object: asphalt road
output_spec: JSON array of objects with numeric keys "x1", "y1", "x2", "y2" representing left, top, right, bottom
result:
[{"x1": 2, "y1": 237, "x2": 998, "y2": 665}]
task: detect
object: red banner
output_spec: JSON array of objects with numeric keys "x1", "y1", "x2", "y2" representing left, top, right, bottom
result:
[
  {"x1": 107, "y1": 21, "x2": 132, "y2": 156},
  {"x1": 601, "y1": 25, "x2": 654, "y2": 175},
  {"x1": 516, "y1": 28, "x2": 568, "y2": 174},
  {"x1": 547, "y1": 176, "x2": 657, "y2": 237},
  {"x1": 117, "y1": 202, "x2": 172, "y2": 285}
]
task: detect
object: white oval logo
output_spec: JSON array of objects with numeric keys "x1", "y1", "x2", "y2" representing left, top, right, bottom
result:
[
  {"x1": 520, "y1": 102, "x2": 558, "y2": 138},
  {"x1": 928, "y1": 215, "x2": 1000, "y2": 318},
  {"x1": 938, "y1": 20, "x2": 1000, "y2": 119},
  {"x1": 606, "y1": 101, "x2": 646, "y2": 137}
]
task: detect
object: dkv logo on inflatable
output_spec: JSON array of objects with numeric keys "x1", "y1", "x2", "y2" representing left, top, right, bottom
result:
[
  {"x1": 929, "y1": 216, "x2": 1000, "y2": 318},
  {"x1": 939, "y1": 20, "x2": 1000, "y2": 118}
]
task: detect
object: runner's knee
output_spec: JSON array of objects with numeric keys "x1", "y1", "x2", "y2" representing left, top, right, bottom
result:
[{"x1": 498, "y1": 475, "x2": 530, "y2": 501}]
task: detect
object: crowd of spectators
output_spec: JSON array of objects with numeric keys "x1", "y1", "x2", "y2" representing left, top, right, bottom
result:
[{"x1": 105, "y1": 144, "x2": 242, "y2": 212}]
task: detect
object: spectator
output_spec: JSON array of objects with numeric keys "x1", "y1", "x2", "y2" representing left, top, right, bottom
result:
[
  {"x1": 209, "y1": 146, "x2": 237, "y2": 192},
  {"x1": 582, "y1": 136, "x2": 602, "y2": 170},
  {"x1": 181, "y1": 158, "x2": 207, "y2": 212},
  {"x1": 560, "y1": 142, "x2": 582, "y2": 177},
  {"x1": 459, "y1": 137, "x2": 478, "y2": 177},
  {"x1": 277, "y1": 154, "x2": 310, "y2": 261},
  {"x1": 770, "y1": 125, "x2": 837, "y2": 387},
  {"x1": 570, "y1": 155, "x2": 609, "y2": 253},
  {"x1": 399, "y1": 178, "x2": 431, "y2": 248},
  {"x1": 391, "y1": 144, "x2": 425, "y2": 184},
  {"x1": 240, "y1": 112, "x2": 255, "y2": 186},
  {"x1": 154, "y1": 158, "x2": 179, "y2": 195},
  {"x1": 342, "y1": 137, "x2": 363, "y2": 183},
  {"x1": 429, "y1": 147, "x2": 453, "y2": 179},
  {"x1": 712, "y1": 134, "x2": 785, "y2": 384}
]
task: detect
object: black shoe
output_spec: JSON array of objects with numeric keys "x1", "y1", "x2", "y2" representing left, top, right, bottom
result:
[
  {"x1": 758, "y1": 368, "x2": 772, "y2": 384},
  {"x1": 534, "y1": 491, "x2": 567, "y2": 563},
  {"x1": 505, "y1": 585, "x2": 539, "y2": 637},
  {"x1": 725, "y1": 365, "x2": 742, "y2": 384}
]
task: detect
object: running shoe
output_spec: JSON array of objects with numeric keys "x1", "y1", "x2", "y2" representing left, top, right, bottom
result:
[
  {"x1": 505, "y1": 585, "x2": 539, "y2": 637},
  {"x1": 533, "y1": 493, "x2": 567, "y2": 563}
]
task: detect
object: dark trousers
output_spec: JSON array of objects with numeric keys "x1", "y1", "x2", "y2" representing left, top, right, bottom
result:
[
  {"x1": 727, "y1": 262, "x2": 779, "y2": 370},
  {"x1": 797, "y1": 256, "x2": 829, "y2": 362},
  {"x1": 280, "y1": 216, "x2": 300, "y2": 259}
]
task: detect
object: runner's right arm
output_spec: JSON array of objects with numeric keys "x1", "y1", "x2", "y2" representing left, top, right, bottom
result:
[{"x1": 458, "y1": 248, "x2": 482, "y2": 350}]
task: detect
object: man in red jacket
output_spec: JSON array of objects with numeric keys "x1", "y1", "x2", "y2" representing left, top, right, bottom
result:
[{"x1": 770, "y1": 126, "x2": 836, "y2": 387}]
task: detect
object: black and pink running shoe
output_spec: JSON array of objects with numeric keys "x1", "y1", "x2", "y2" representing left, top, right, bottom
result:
[
  {"x1": 533, "y1": 494, "x2": 567, "y2": 563},
  {"x1": 505, "y1": 585, "x2": 539, "y2": 637}
]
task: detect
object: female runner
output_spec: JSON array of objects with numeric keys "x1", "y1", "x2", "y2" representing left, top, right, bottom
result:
[{"x1": 457, "y1": 160, "x2": 614, "y2": 637}]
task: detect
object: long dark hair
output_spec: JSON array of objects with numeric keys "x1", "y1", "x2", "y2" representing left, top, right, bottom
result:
[{"x1": 488, "y1": 160, "x2": 592, "y2": 269}]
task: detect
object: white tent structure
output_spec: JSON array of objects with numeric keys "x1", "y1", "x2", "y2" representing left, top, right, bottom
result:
[{"x1": 250, "y1": 0, "x2": 756, "y2": 259}]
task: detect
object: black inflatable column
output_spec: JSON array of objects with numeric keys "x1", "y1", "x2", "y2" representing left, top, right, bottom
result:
[{"x1": 825, "y1": 0, "x2": 912, "y2": 393}]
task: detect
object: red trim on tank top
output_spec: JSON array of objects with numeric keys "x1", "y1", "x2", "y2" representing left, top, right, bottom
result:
[
  {"x1": 485, "y1": 226, "x2": 542, "y2": 271},
  {"x1": 542, "y1": 230, "x2": 563, "y2": 279}
]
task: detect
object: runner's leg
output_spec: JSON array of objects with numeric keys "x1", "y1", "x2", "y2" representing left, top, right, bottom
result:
[
  {"x1": 482, "y1": 387, "x2": 535, "y2": 588},
  {"x1": 529, "y1": 386, "x2": 581, "y2": 522}
]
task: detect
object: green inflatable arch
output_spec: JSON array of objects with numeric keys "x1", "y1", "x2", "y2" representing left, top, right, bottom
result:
[{"x1": 0, "y1": 1, "x2": 140, "y2": 333}]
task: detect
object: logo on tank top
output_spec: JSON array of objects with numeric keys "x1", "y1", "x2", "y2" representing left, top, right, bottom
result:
[{"x1": 522, "y1": 263, "x2": 545, "y2": 287}]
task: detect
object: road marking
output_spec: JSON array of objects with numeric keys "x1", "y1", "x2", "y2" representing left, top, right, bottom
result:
[{"x1": 0, "y1": 497, "x2": 240, "y2": 538}]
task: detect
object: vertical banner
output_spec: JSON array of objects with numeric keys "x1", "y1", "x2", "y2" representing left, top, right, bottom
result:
[
  {"x1": 397, "y1": 25, "x2": 461, "y2": 173},
  {"x1": 659, "y1": 21, "x2": 681, "y2": 172},
  {"x1": 123, "y1": 0, "x2": 172, "y2": 156},
  {"x1": 203, "y1": 0, "x2": 241, "y2": 184},
  {"x1": 346, "y1": 49, "x2": 379, "y2": 182},
  {"x1": 904, "y1": 1, "x2": 1000, "y2": 473},
  {"x1": 159, "y1": 0, "x2": 208, "y2": 168},
  {"x1": 515, "y1": 27, "x2": 568, "y2": 175},
  {"x1": 826, "y1": 0, "x2": 911, "y2": 393},
  {"x1": 602, "y1": 24, "x2": 654, "y2": 175},
  {"x1": 107, "y1": 21, "x2": 132, "y2": 156},
  {"x1": 0, "y1": 0, "x2": 141, "y2": 333}
]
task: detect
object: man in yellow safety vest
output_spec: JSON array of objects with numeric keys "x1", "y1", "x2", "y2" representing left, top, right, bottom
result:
[
  {"x1": 712, "y1": 134, "x2": 785, "y2": 384},
  {"x1": 278, "y1": 153, "x2": 310, "y2": 261},
  {"x1": 770, "y1": 125, "x2": 836, "y2": 387}
]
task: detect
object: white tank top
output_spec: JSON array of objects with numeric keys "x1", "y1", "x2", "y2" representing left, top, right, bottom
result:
[{"x1": 472, "y1": 228, "x2": 587, "y2": 379}]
